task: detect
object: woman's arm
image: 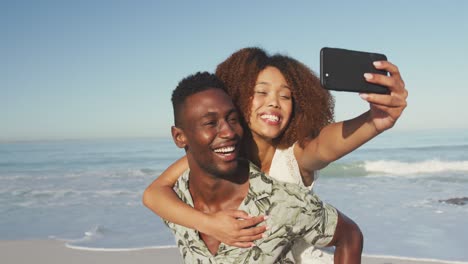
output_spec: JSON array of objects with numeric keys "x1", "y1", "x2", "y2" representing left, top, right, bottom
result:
[
  {"x1": 326, "y1": 210, "x2": 363, "y2": 264},
  {"x1": 142, "y1": 156, "x2": 267, "y2": 247},
  {"x1": 295, "y1": 60, "x2": 408, "y2": 179}
]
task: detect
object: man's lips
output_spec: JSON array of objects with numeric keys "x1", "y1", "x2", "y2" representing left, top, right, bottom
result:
[
  {"x1": 213, "y1": 144, "x2": 239, "y2": 161},
  {"x1": 213, "y1": 145, "x2": 236, "y2": 154}
]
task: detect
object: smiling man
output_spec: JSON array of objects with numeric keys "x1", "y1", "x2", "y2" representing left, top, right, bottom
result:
[{"x1": 163, "y1": 72, "x2": 360, "y2": 263}]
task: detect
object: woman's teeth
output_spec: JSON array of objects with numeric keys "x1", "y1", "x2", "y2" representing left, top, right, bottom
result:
[{"x1": 261, "y1": 114, "x2": 279, "y2": 122}]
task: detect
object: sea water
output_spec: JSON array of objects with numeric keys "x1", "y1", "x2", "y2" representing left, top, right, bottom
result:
[{"x1": 1, "y1": 129, "x2": 467, "y2": 261}]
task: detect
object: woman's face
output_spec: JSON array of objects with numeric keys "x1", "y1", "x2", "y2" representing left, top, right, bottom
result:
[{"x1": 248, "y1": 66, "x2": 293, "y2": 141}]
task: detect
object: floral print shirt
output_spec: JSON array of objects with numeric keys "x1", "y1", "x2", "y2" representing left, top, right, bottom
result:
[{"x1": 164, "y1": 162, "x2": 338, "y2": 263}]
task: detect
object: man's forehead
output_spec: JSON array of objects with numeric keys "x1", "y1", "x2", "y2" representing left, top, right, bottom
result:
[{"x1": 185, "y1": 89, "x2": 234, "y2": 110}]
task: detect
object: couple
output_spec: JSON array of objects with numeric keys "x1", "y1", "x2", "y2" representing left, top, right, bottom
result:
[{"x1": 143, "y1": 47, "x2": 407, "y2": 263}]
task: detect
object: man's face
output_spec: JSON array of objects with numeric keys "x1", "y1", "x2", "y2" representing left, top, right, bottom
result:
[{"x1": 177, "y1": 88, "x2": 243, "y2": 177}]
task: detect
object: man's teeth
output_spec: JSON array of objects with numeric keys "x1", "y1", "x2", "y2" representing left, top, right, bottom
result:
[
  {"x1": 261, "y1": 114, "x2": 279, "y2": 122},
  {"x1": 214, "y1": 146, "x2": 235, "y2": 153}
]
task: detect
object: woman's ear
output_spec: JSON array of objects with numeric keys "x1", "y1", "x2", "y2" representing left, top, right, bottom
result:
[{"x1": 171, "y1": 126, "x2": 186, "y2": 148}]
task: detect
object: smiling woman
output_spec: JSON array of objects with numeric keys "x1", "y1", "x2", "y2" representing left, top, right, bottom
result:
[{"x1": 249, "y1": 66, "x2": 293, "y2": 143}]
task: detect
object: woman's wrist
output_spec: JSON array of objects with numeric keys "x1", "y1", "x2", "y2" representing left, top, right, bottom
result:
[{"x1": 193, "y1": 211, "x2": 212, "y2": 234}]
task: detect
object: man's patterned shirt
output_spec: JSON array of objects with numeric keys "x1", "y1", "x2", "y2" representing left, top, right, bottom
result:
[{"x1": 164, "y1": 162, "x2": 338, "y2": 263}]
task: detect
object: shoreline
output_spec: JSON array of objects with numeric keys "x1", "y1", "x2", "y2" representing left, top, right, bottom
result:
[{"x1": 2, "y1": 240, "x2": 467, "y2": 264}]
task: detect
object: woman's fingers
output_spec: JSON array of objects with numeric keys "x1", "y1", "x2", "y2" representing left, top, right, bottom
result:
[
  {"x1": 206, "y1": 210, "x2": 268, "y2": 246},
  {"x1": 236, "y1": 215, "x2": 267, "y2": 229},
  {"x1": 374, "y1": 60, "x2": 402, "y2": 79},
  {"x1": 360, "y1": 92, "x2": 407, "y2": 108},
  {"x1": 365, "y1": 60, "x2": 406, "y2": 95},
  {"x1": 231, "y1": 241, "x2": 255, "y2": 248},
  {"x1": 227, "y1": 226, "x2": 267, "y2": 245},
  {"x1": 226, "y1": 209, "x2": 252, "y2": 219}
]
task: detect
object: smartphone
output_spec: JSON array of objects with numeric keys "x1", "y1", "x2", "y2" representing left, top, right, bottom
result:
[{"x1": 320, "y1": 47, "x2": 389, "y2": 94}]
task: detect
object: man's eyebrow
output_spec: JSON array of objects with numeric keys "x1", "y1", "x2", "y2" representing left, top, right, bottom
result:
[
  {"x1": 227, "y1": 108, "x2": 239, "y2": 116},
  {"x1": 201, "y1": 112, "x2": 217, "y2": 118},
  {"x1": 201, "y1": 109, "x2": 238, "y2": 118}
]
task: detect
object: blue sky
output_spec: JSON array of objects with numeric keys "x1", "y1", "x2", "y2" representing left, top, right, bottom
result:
[{"x1": 2, "y1": 0, "x2": 468, "y2": 141}]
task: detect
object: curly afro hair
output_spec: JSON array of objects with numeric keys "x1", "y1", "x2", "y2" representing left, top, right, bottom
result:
[{"x1": 215, "y1": 47, "x2": 334, "y2": 149}]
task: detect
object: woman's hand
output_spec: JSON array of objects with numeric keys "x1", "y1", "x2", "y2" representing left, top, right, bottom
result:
[
  {"x1": 361, "y1": 60, "x2": 408, "y2": 133},
  {"x1": 200, "y1": 210, "x2": 267, "y2": 248}
]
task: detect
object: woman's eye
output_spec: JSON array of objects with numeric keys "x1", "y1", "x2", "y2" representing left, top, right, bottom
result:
[{"x1": 255, "y1": 91, "x2": 267, "y2": 95}]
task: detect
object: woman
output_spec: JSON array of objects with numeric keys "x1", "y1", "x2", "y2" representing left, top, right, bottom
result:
[{"x1": 143, "y1": 47, "x2": 407, "y2": 261}]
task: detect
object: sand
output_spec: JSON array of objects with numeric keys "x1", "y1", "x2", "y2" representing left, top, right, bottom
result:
[
  {"x1": 1, "y1": 240, "x2": 180, "y2": 264},
  {"x1": 1, "y1": 240, "x2": 466, "y2": 264}
]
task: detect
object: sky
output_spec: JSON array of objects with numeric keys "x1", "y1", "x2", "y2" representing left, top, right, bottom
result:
[{"x1": 2, "y1": 0, "x2": 468, "y2": 141}]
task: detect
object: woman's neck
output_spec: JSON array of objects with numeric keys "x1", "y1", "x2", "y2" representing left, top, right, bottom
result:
[{"x1": 249, "y1": 134, "x2": 277, "y2": 173}]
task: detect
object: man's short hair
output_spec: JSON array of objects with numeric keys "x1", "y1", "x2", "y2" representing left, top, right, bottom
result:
[{"x1": 171, "y1": 72, "x2": 227, "y2": 127}]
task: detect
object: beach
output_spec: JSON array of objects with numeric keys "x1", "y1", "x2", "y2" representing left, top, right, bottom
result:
[
  {"x1": 2, "y1": 239, "x2": 467, "y2": 264},
  {"x1": 1, "y1": 131, "x2": 467, "y2": 262}
]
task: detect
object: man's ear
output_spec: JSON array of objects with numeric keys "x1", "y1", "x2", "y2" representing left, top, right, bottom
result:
[{"x1": 171, "y1": 126, "x2": 187, "y2": 149}]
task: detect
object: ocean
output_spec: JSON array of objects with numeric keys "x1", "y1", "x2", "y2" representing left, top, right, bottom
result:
[{"x1": 1, "y1": 129, "x2": 467, "y2": 262}]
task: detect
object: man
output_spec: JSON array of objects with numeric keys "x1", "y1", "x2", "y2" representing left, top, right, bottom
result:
[{"x1": 164, "y1": 72, "x2": 361, "y2": 263}]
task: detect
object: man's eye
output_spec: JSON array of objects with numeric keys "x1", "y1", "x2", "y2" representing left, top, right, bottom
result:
[{"x1": 203, "y1": 121, "x2": 217, "y2": 126}]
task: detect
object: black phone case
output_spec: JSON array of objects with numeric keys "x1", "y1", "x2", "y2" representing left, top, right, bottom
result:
[{"x1": 320, "y1": 47, "x2": 389, "y2": 94}]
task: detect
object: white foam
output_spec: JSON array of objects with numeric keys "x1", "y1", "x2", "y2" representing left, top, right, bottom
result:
[
  {"x1": 363, "y1": 253, "x2": 468, "y2": 264},
  {"x1": 364, "y1": 159, "x2": 468, "y2": 175},
  {"x1": 65, "y1": 243, "x2": 177, "y2": 252}
]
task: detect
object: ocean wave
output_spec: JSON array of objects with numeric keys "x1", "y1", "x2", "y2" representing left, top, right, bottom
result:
[
  {"x1": 319, "y1": 162, "x2": 368, "y2": 177},
  {"x1": 6, "y1": 188, "x2": 139, "y2": 198},
  {"x1": 362, "y1": 144, "x2": 468, "y2": 152},
  {"x1": 62, "y1": 225, "x2": 176, "y2": 251},
  {"x1": 363, "y1": 159, "x2": 468, "y2": 175},
  {"x1": 0, "y1": 168, "x2": 160, "y2": 181},
  {"x1": 65, "y1": 243, "x2": 177, "y2": 252},
  {"x1": 362, "y1": 254, "x2": 468, "y2": 264},
  {"x1": 319, "y1": 159, "x2": 468, "y2": 177},
  {"x1": 2, "y1": 188, "x2": 142, "y2": 208}
]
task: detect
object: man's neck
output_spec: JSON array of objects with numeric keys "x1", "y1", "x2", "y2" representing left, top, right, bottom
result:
[
  {"x1": 187, "y1": 160, "x2": 250, "y2": 255},
  {"x1": 188, "y1": 162, "x2": 250, "y2": 213}
]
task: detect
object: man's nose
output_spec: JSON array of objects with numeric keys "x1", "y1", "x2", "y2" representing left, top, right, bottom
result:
[{"x1": 218, "y1": 120, "x2": 236, "y2": 138}]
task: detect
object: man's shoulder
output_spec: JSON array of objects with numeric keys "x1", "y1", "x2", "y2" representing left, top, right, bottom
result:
[
  {"x1": 173, "y1": 169, "x2": 192, "y2": 205},
  {"x1": 247, "y1": 161, "x2": 311, "y2": 203}
]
